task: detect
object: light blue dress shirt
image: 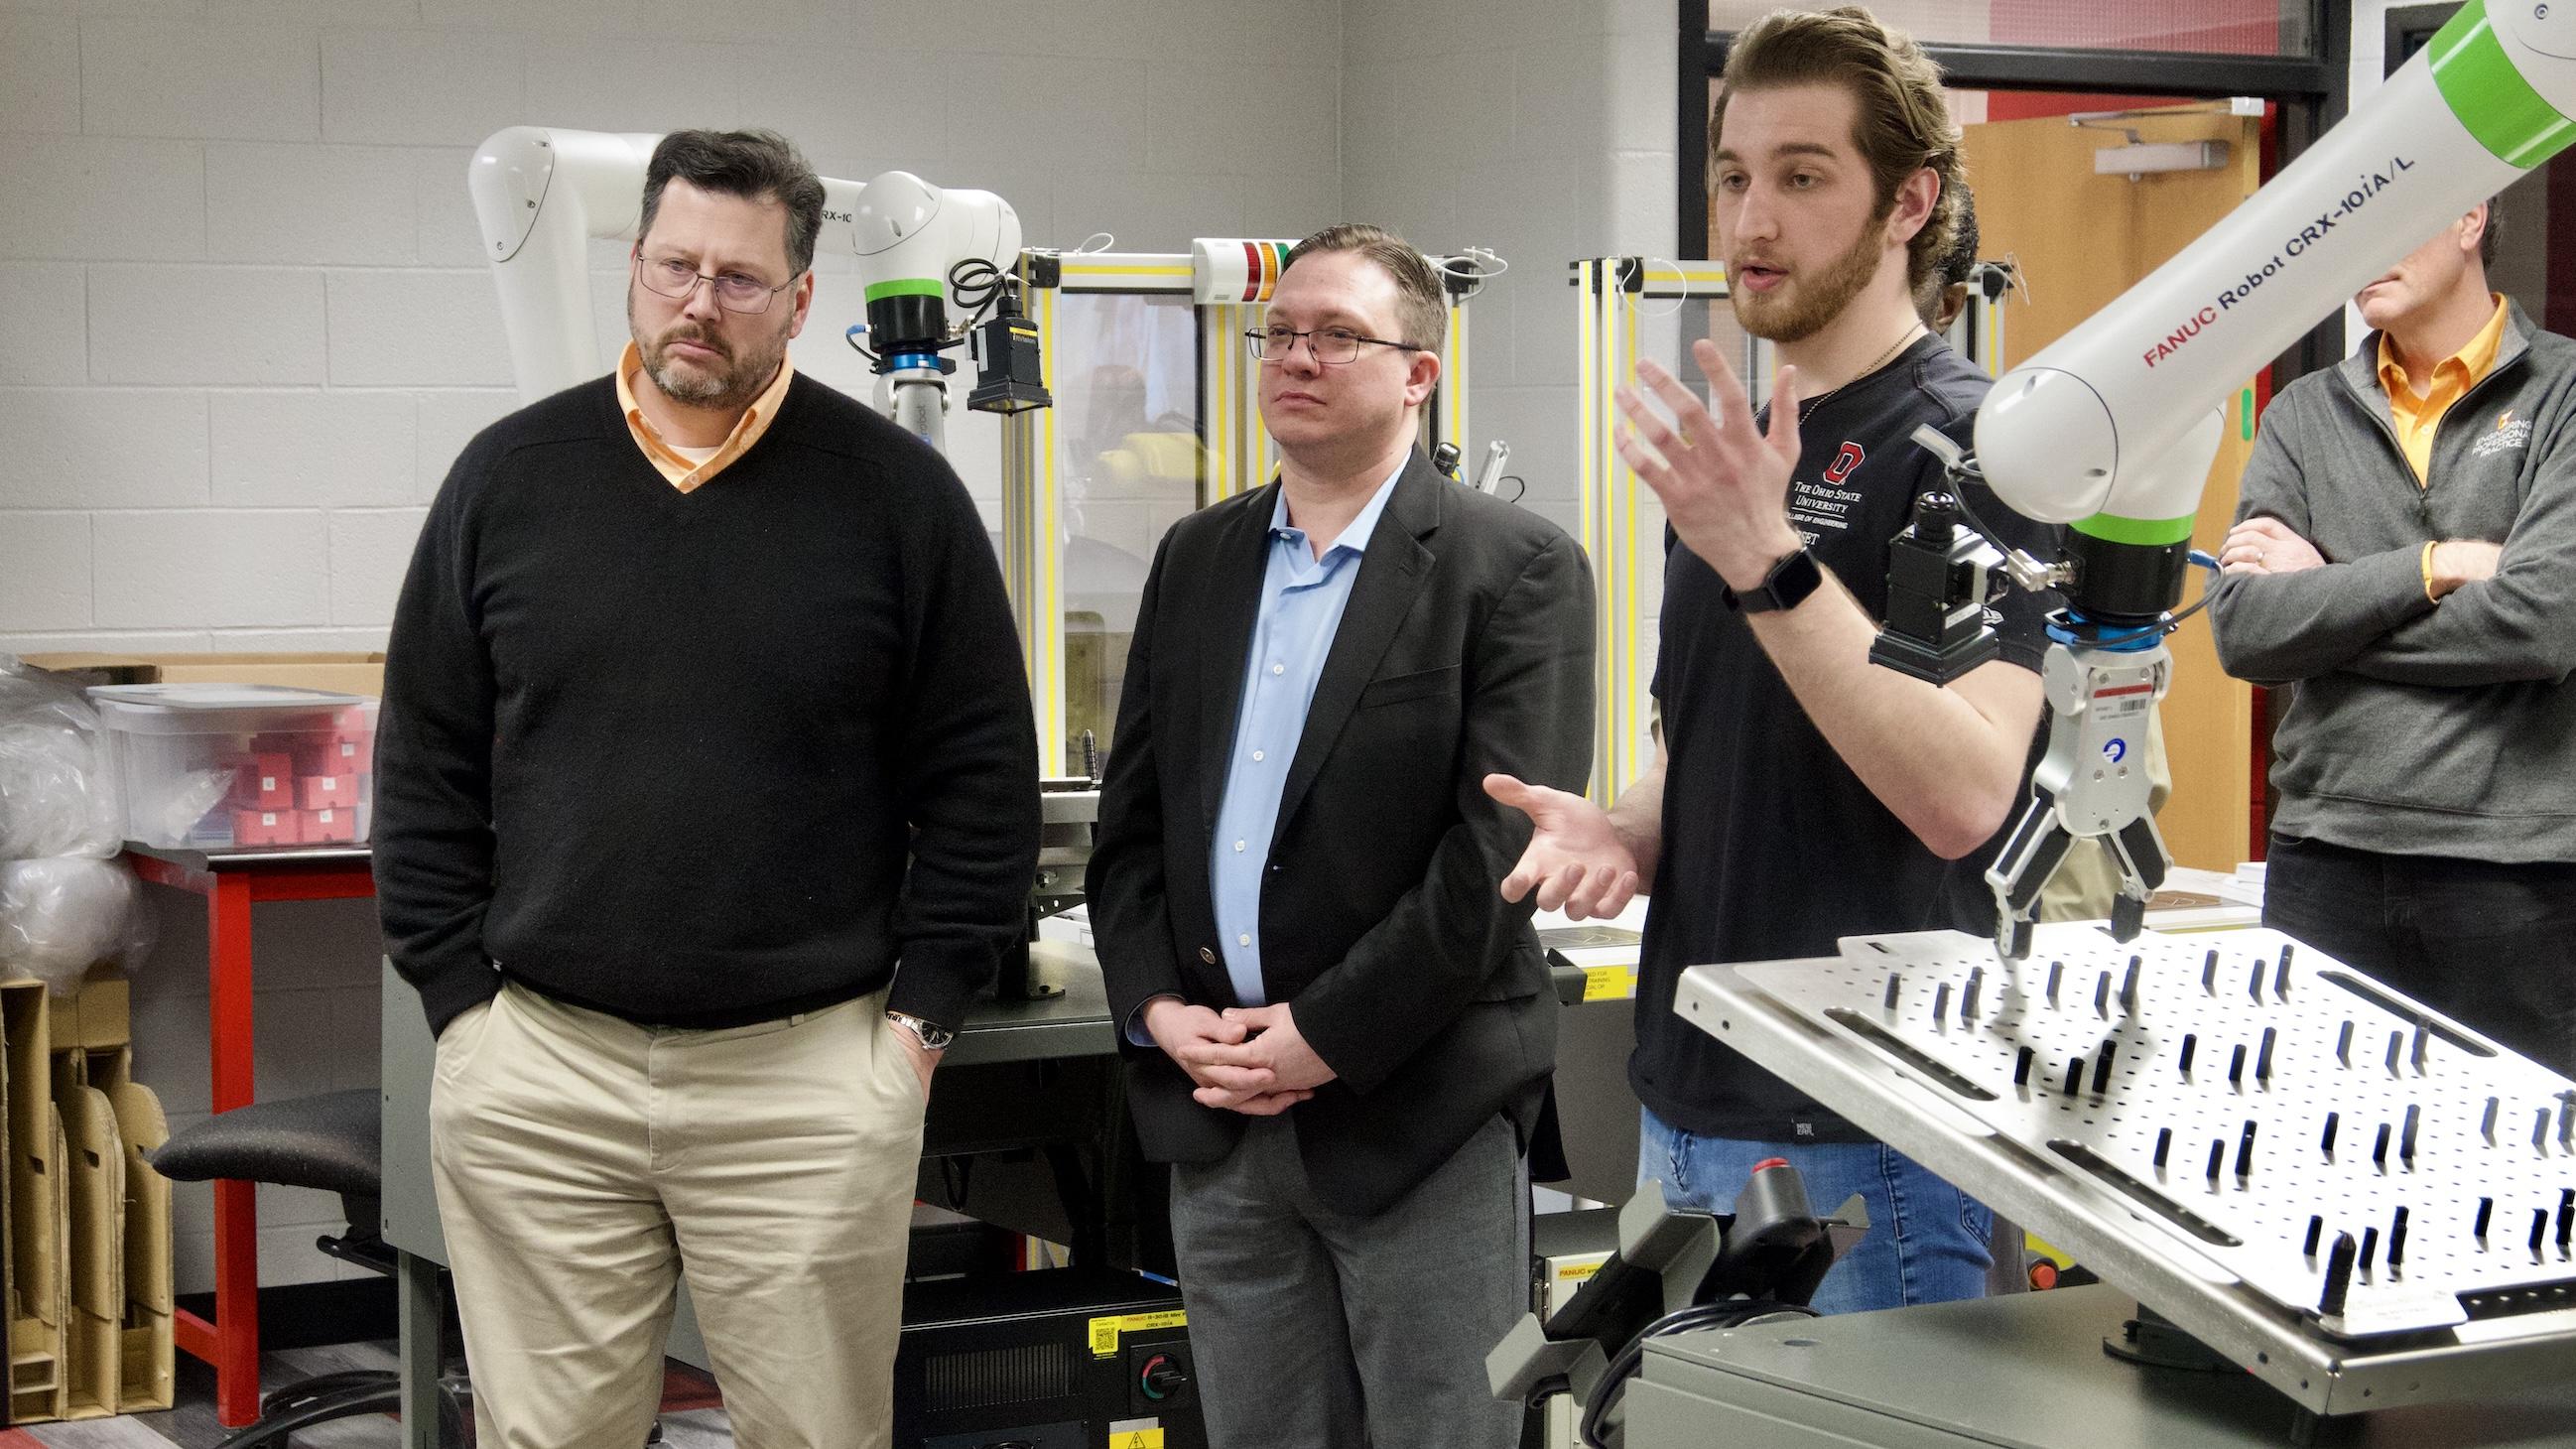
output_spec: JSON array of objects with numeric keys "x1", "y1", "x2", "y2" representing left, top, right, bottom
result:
[{"x1": 1208, "y1": 467, "x2": 1404, "y2": 1007}]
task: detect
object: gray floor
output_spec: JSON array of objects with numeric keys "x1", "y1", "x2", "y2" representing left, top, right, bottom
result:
[{"x1": 19, "y1": 1344, "x2": 735, "y2": 1448}]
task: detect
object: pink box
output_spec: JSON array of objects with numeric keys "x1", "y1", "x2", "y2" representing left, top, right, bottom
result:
[
  {"x1": 237, "y1": 752, "x2": 295, "y2": 810},
  {"x1": 297, "y1": 773, "x2": 358, "y2": 810},
  {"x1": 296, "y1": 737, "x2": 368, "y2": 776},
  {"x1": 299, "y1": 807, "x2": 356, "y2": 845},
  {"x1": 231, "y1": 809, "x2": 297, "y2": 848}
]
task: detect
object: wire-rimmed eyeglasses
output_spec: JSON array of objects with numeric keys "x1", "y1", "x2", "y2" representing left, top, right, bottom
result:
[
  {"x1": 632, "y1": 250, "x2": 801, "y2": 315},
  {"x1": 1242, "y1": 325, "x2": 1426, "y2": 365}
]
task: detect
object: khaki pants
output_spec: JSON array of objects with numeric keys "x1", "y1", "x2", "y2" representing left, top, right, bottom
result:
[{"x1": 430, "y1": 980, "x2": 925, "y2": 1449}]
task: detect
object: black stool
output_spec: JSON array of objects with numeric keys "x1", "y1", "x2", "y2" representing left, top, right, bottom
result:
[
  {"x1": 154, "y1": 1090, "x2": 672, "y2": 1447},
  {"x1": 151, "y1": 1089, "x2": 432, "y2": 1447}
]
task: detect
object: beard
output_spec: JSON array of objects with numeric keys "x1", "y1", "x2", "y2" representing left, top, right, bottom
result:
[
  {"x1": 628, "y1": 295, "x2": 788, "y2": 413},
  {"x1": 1732, "y1": 210, "x2": 1891, "y2": 344}
]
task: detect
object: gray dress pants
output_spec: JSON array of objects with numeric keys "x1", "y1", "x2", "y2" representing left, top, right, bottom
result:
[{"x1": 1169, "y1": 1112, "x2": 1527, "y2": 1449}]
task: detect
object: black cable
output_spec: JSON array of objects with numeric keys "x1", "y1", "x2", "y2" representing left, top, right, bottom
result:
[
  {"x1": 1939, "y1": 469, "x2": 2227, "y2": 647},
  {"x1": 1934, "y1": 475, "x2": 2016, "y2": 571},
  {"x1": 1577, "y1": 1299, "x2": 1819, "y2": 1448},
  {"x1": 947, "y1": 256, "x2": 1009, "y2": 331}
]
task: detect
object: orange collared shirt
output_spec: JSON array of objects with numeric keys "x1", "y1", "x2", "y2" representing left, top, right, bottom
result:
[
  {"x1": 615, "y1": 340, "x2": 796, "y2": 492},
  {"x1": 2377, "y1": 295, "x2": 2508, "y2": 486}
]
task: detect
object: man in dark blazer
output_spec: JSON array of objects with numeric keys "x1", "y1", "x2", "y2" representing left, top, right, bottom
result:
[{"x1": 1085, "y1": 223, "x2": 1594, "y2": 1448}]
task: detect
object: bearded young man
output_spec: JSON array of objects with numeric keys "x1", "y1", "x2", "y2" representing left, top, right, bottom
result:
[
  {"x1": 374, "y1": 129, "x2": 1038, "y2": 1447},
  {"x1": 1485, "y1": 6, "x2": 2057, "y2": 1313}
]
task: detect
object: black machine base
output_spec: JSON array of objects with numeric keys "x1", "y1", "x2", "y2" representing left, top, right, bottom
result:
[{"x1": 896, "y1": 1269, "x2": 1206, "y2": 1449}]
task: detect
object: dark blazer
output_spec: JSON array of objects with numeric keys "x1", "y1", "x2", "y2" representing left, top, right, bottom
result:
[{"x1": 1085, "y1": 454, "x2": 1596, "y2": 1217}]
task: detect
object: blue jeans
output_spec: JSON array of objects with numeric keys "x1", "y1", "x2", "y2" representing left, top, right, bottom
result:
[{"x1": 1637, "y1": 1106, "x2": 1993, "y2": 1314}]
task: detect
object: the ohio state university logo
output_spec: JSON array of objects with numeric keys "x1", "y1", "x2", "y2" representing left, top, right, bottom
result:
[{"x1": 1822, "y1": 442, "x2": 1865, "y2": 485}]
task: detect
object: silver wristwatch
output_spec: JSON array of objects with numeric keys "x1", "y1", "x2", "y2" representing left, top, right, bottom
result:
[{"x1": 886, "y1": 1010, "x2": 956, "y2": 1052}]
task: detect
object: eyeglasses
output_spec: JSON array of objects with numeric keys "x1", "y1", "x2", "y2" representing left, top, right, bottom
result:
[
  {"x1": 1242, "y1": 325, "x2": 1425, "y2": 365},
  {"x1": 632, "y1": 251, "x2": 800, "y2": 315}
]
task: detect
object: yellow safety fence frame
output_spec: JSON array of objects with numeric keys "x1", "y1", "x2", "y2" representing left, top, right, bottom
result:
[
  {"x1": 1572, "y1": 255, "x2": 2010, "y2": 807},
  {"x1": 1000, "y1": 246, "x2": 1481, "y2": 774},
  {"x1": 1572, "y1": 258, "x2": 1731, "y2": 807}
]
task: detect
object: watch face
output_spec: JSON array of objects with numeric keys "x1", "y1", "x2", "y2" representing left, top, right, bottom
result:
[
  {"x1": 892, "y1": 1013, "x2": 954, "y2": 1050},
  {"x1": 1736, "y1": 548, "x2": 1819, "y2": 613},
  {"x1": 1772, "y1": 548, "x2": 1823, "y2": 609}
]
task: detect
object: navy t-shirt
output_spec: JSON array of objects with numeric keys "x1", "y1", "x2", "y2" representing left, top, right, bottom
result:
[{"x1": 1632, "y1": 333, "x2": 2059, "y2": 1142}]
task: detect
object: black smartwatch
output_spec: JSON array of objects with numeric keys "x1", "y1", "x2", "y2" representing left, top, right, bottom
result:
[{"x1": 1722, "y1": 546, "x2": 1823, "y2": 613}]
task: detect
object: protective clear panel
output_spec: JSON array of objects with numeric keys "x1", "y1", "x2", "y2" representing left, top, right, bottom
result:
[{"x1": 1052, "y1": 292, "x2": 1203, "y2": 770}]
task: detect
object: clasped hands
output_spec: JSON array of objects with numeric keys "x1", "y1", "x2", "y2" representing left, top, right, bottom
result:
[{"x1": 1143, "y1": 997, "x2": 1334, "y2": 1117}]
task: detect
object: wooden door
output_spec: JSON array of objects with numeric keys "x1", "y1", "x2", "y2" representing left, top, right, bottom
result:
[{"x1": 1963, "y1": 105, "x2": 2263, "y2": 871}]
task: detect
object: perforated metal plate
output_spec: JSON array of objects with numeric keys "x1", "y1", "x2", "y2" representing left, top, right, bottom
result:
[{"x1": 1676, "y1": 925, "x2": 2576, "y2": 1415}]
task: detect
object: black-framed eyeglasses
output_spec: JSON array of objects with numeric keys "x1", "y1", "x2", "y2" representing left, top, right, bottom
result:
[
  {"x1": 631, "y1": 250, "x2": 801, "y2": 315},
  {"x1": 1243, "y1": 325, "x2": 1425, "y2": 365}
]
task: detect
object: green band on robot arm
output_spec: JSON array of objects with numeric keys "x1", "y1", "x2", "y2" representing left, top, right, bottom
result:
[
  {"x1": 863, "y1": 278, "x2": 946, "y2": 303},
  {"x1": 2431, "y1": 0, "x2": 2576, "y2": 168},
  {"x1": 2073, "y1": 513, "x2": 2195, "y2": 547}
]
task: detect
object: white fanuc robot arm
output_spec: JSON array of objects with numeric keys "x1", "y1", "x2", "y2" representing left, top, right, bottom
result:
[
  {"x1": 466, "y1": 126, "x2": 1023, "y2": 452},
  {"x1": 1902, "y1": 1, "x2": 2576, "y2": 955}
]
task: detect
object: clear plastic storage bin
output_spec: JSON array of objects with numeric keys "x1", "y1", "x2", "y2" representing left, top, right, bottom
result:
[{"x1": 87, "y1": 684, "x2": 377, "y2": 850}]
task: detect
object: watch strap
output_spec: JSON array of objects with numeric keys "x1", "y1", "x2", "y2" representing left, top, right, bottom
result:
[
  {"x1": 1724, "y1": 546, "x2": 1822, "y2": 613},
  {"x1": 887, "y1": 1010, "x2": 956, "y2": 1051}
]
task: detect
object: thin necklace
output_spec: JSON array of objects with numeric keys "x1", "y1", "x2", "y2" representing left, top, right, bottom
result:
[{"x1": 1797, "y1": 324, "x2": 1924, "y2": 423}]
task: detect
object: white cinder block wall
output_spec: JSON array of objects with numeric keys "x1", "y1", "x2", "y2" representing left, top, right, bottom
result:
[
  {"x1": 1, "y1": 0, "x2": 1341, "y2": 1292},
  {"x1": 1341, "y1": 0, "x2": 1673, "y2": 777}
]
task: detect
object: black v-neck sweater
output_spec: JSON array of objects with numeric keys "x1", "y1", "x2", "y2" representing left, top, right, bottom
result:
[{"x1": 373, "y1": 373, "x2": 1039, "y2": 1038}]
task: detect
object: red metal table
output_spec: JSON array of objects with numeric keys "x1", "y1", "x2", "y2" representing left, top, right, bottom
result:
[{"x1": 125, "y1": 843, "x2": 375, "y2": 1429}]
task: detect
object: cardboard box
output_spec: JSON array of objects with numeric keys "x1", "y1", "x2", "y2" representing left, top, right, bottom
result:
[
  {"x1": 3, "y1": 981, "x2": 66, "y2": 1425},
  {"x1": 10, "y1": 1004, "x2": 175, "y2": 1424},
  {"x1": 300, "y1": 808, "x2": 357, "y2": 845},
  {"x1": 296, "y1": 774, "x2": 358, "y2": 811},
  {"x1": 96, "y1": 1053, "x2": 170, "y2": 1414},
  {"x1": 0, "y1": 984, "x2": 172, "y2": 1426},
  {"x1": 237, "y1": 753, "x2": 296, "y2": 811},
  {"x1": 50, "y1": 982, "x2": 127, "y2": 1059},
  {"x1": 21, "y1": 653, "x2": 385, "y2": 700},
  {"x1": 296, "y1": 737, "x2": 369, "y2": 776},
  {"x1": 231, "y1": 809, "x2": 297, "y2": 848},
  {"x1": 53, "y1": 1076, "x2": 120, "y2": 1422}
]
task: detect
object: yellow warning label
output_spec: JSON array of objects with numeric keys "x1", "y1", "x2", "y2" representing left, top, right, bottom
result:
[
  {"x1": 1112, "y1": 1430, "x2": 1165, "y2": 1449},
  {"x1": 1581, "y1": 965, "x2": 1638, "y2": 1002},
  {"x1": 1088, "y1": 1309, "x2": 1189, "y2": 1357},
  {"x1": 1555, "y1": 1260, "x2": 1607, "y2": 1282}
]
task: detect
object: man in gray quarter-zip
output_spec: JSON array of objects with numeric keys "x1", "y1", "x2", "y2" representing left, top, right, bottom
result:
[{"x1": 2209, "y1": 198, "x2": 2576, "y2": 1078}]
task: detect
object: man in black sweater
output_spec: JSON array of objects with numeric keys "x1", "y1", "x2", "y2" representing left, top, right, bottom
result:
[{"x1": 373, "y1": 129, "x2": 1038, "y2": 1449}]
